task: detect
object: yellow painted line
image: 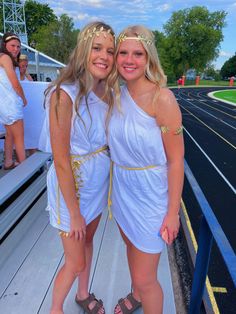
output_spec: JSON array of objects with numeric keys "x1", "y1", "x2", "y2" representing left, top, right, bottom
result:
[
  {"x1": 180, "y1": 106, "x2": 236, "y2": 150},
  {"x1": 181, "y1": 199, "x2": 221, "y2": 314},
  {"x1": 212, "y1": 287, "x2": 227, "y2": 293}
]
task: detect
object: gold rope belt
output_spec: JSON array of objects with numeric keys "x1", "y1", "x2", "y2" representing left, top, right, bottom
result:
[
  {"x1": 56, "y1": 145, "x2": 108, "y2": 225},
  {"x1": 107, "y1": 161, "x2": 157, "y2": 219}
]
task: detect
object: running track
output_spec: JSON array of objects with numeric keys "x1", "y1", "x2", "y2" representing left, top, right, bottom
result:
[{"x1": 173, "y1": 87, "x2": 236, "y2": 314}]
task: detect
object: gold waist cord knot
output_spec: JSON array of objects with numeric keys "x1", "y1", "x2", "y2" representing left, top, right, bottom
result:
[
  {"x1": 56, "y1": 145, "x2": 108, "y2": 225},
  {"x1": 107, "y1": 161, "x2": 157, "y2": 219}
]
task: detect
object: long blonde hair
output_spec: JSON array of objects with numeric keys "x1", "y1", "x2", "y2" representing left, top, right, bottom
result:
[
  {"x1": 45, "y1": 21, "x2": 116, "y2": 124},
  {"x1": 113, "y1": 25, "x2": 167, "y2": 106}
]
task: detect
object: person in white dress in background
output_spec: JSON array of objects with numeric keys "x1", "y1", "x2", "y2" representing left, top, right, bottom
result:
[
  {"x1": 108, "y1": 25, "x2": 184, "y2": 314},
  {"x1": 18, "y1": 54, "x2": 33, "y2": 81},
  {"x1": 40, "y1": 21, "x2": 116, "y2": 314},
  {"x1": 0, "y1": 32, "x2": 27, "y2": 169}
]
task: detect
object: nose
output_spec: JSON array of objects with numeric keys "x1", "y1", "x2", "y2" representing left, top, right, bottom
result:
[
  {"x1": 124, "y1": 53, "x2": 134, "y2": 64},
  {"x1": 100, "y1": 49, "x2": 108, "y2": 60}
]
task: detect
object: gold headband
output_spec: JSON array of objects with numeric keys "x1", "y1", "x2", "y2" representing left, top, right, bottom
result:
[
  {"x1": 5, "y1": 35, "x2": 20, "y2": 42},
  {"x1": 118, "y1": 33, "x2": 153, "y2": 45},
  {"x1": 83, "y1": 26, "x2": 115, "y2": 41}
]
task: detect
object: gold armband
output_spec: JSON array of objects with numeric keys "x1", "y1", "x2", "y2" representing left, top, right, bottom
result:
[{"x1": 160, "y1": 125, "x2": 183, "y2": 135}]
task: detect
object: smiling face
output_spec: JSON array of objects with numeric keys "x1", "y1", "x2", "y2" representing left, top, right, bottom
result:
[
  {"x1": 5, "y1": 39, "x2": 21, "y2": 59},
  {"x1": 116, "y1": 39, "x2": 147, "y2": 83},
  {"x1": 88, "y1": 32, "x2": 115, "y2": 84},
  {"x1": 19, "y1": 60, "x2": 28, "y2": 74}
]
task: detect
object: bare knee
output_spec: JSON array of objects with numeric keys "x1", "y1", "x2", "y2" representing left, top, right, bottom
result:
[
  {"x1": 65, "y1": 259, "x2": 86, "y2": 277},
  {"x1": 133, "y1": 274, "x2": 157, "y2": 294}
]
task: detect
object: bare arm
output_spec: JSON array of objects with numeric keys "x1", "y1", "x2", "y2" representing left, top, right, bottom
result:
[
  {"x1": 0, "y1": 54, "x2": 27, "y2": 105},
  {"x1": 156, "y1": 88, "x2": 184, "y2": 244},
  {"x1": 26, "y1": 73, "x2": 33, "y2": 81},
  {"x1": 49, "y1": 90, "x2": 86, "y2": 240}
]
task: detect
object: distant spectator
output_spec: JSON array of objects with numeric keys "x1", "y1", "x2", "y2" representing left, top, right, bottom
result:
[
  {"x1": 0, "y1": 32, "x2": 27, "y2": 169},
  {"x1": 18, "y1": 54, "x2": 33, "y2": 81},
  {"x1": 177, "y1": 78, "x2": 182, "y2": 89}
]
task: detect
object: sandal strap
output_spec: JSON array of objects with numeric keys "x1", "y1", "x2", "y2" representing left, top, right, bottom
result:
[
  {"x1": 75, "y1": 293, "x2": 95, "y2": 308},
  {"x1": 90, "y1": 299, "x2": 104, "y2": 314},
  {"x1": 126, "y1": 293, "x2": 142, "y2": 308},
  {"x1": 116, "y1": 293, "x2": 141, "y2": 314},
  {"x1": 75, "y1": 293, "x2": 105, "y2": 314}
]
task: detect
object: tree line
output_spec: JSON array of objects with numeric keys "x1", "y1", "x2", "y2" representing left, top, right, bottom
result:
[{"x1": 1, "y1": 1, "x2": 234, "y2": 81}]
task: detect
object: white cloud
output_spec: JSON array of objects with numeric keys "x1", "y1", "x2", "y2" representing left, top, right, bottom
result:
[
  {"x1": 156, "y1": 3, "x2": 171, "y2": 12},
  {"x1": 76, "y1": 13, "x2": 90, "y2": 21},
  {"x1": 219, "y1": 51, "x2": 233, "y2": 57}
]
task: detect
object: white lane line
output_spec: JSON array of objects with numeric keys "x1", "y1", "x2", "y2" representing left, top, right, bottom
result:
[
  {"x1": 184, "y1": 127, "x2": 236, "y2": 194},
  {"x1": 179, "y1": 95, "x2": 236, "y2": 130}
]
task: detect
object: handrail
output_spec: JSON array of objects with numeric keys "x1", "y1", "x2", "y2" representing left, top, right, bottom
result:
[{"x1": 184, "y1": 160, "x2": 236, "y2": 313}]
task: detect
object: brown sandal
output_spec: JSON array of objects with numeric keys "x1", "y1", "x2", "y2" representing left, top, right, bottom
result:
[
  {"x1": 3, "y1": 162, "x2": 18, "y2": 170},
  {"x1": 75, "y1": 293, "x2": 105, "y2": 314},
  {"x1": 114, "y1": 293, "x2": 142, "y2": 314}
]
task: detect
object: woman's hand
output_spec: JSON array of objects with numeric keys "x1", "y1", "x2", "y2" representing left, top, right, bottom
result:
[
  {"x1": 70, "y1": 211, "x2": 86, "y2": 241},
  {"x1": 160, "y1": 212, "x2": 180, "y2": 245},
  {"x1": 22, "y1": 96, "x2": 27, "y2": 106}
]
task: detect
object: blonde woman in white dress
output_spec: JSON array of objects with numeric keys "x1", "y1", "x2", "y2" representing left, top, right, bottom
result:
[
  {"x1": 41, "y1": 21, "x2": 116, "y2": 314},
  {"x1": 108, "y1": 25, "x2": 184, "y2": 314}
]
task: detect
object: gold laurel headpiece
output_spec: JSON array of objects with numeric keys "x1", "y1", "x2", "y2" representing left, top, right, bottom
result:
[
  {"x1": 118, "y1": 33, "x2": 153, "y2": 46},
  {"x1": 4, "y1": 35, "x2": 20, "y2": 43},
  {"x1": 83, "y1": 26, "x2": 115, "y2": 41}
]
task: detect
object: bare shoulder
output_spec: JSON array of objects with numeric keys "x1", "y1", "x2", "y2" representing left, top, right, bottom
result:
[
  {"x1": 50, "y1": 88, "x2": 73, "y2": 107},
  {"x1": 158, "y1": 88, "x2": 178, "y2": 110},
  {"x1": 156, "y1": 87, "x2": 182, "y2": 125},
  {"x1": 0, "y1": 54, "x2": 13, "y2": 67}
]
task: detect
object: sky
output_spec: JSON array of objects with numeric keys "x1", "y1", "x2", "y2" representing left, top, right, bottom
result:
[{"x1": 34, "y1": 0, "x2": 236, "y2": 69}]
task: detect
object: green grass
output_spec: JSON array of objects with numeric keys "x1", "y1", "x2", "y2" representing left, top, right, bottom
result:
[{"x1": 212, "y1": 90, "x2": 236, "y2": 104}]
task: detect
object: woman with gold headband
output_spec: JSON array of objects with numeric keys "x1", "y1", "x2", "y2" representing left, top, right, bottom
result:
[
  {"x1": 0, "y1": 32, "x2": 27, "y2": 169},
  {"x1": 108, "y1": 25, "x2": 184, "y2": 314},
  {"x1": 40, "y1": 21, "x2": 116, "y2": 314}
]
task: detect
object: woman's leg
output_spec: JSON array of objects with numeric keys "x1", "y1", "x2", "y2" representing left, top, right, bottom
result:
[
  {"x1": 115, "y1": 229, "x2": 163, "y2": 314},
  {"x1": 10, "y1": 119, "x2": 25, "y2": 163},
  {"x1": 4, "y1": 124, "x2": 14, "y2": 167},
  {"x1": 118, "y1": 227, "x2": 141, "y2": 303},
  {"x1": 76, "y1": 214, "x2": 105, "y2": 313},
  {"x1": 129, "y1": 245, "x2": 163, "y2": 314},
  {"x1": 50, "y1": 234, "x2": 86, "y2": 314}
]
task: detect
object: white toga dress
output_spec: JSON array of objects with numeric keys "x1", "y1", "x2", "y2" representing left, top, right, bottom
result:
[
  {"x1": 108, "y1": 85, "x2": 168, "y2": 253},
  {"x1": 39, "y1": 83, "x2": 110, "y2": 232},
  {"x1": 0, "y1": 65, "x2": 24, "y2": 125}
]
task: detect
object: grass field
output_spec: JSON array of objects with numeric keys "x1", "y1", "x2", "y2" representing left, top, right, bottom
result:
[{"x1": 212, "y1": 90, "x2": 236, "y2": 104}]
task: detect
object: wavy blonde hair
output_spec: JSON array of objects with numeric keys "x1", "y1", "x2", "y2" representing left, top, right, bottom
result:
[
  {"x1": 45, "y1": 21, "x2": 116, "y2": 125},
  {"x1": 112, "y1": 25, "x2": 167, "y2": 107}
]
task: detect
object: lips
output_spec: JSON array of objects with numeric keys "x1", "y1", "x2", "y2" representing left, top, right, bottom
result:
[
  {"x1": 94, "y1": 63, "x2": 108, "y2": 69},
  {"x1": 124, "y1": 66, "x2": 136, "y2": 72}
]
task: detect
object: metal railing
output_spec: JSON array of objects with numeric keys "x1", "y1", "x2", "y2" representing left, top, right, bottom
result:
[{"x1": 184, "y1": 160, "x2": 236, "y2": 313}]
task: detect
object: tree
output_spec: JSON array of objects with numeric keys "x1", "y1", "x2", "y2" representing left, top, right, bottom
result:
[
  {"x1": 31, "y1": 14, "x2": 78, "y2": 63},
  {"x1": 153, "y1": 30, "x2": 176, "y2": 82},
  {"x1": 163, "y1": 6, "x2": 227, "y2": 78},
  {"x1": 24, "y1": 0, "x2": 56, "y2": 45},
  {"x1": 0, "y1": 3, "x2": 3, "y2": 33},
  {"x1": 220, "y1": 54, "x2": 236, "y2": 79}
]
